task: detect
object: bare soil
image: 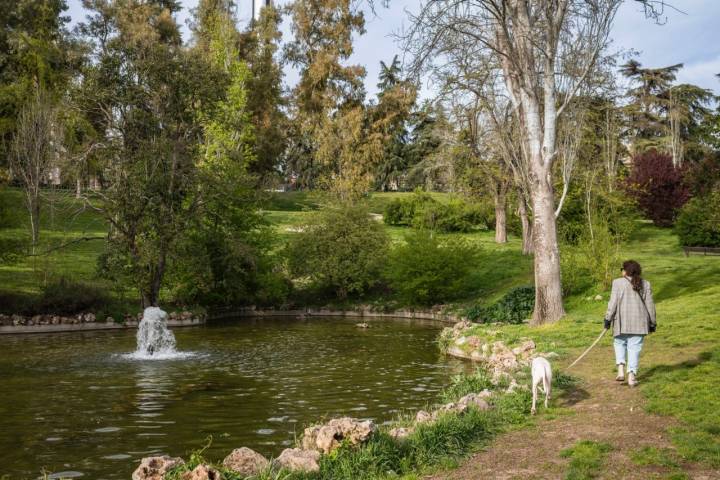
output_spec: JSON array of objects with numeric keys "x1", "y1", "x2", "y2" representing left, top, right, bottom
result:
[{"x1": 427, "y1": 346, "x2": 720, "y2": 480}]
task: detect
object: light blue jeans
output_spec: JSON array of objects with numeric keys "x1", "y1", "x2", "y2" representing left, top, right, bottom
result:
[{"x1": 614, "y1": 334, "x2": 645, "y2": 374}]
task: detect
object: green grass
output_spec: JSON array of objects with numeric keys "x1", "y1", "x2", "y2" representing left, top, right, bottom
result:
[{"x1": 560, "y1": 440, "x2": 613, "y2": 480}]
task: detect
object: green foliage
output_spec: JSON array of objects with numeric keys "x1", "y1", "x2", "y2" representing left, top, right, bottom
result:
[
  {"x1": 383, "y1": 191, "x2": 491, "y2": 233},
  {"x1": 36, "y1": 277, "x2": 109, "y2": 315},
  {"x1": 385, "y1": 230, "x2": 481, "y2": 305},
  {"x1": 466, "y1": 286, "x2": 535, "y2": 324},
  {"x1": 287, "y1": 205, "x2": 389, "y2": 298},
  {"x1": 561, "y1": 220, "x2": 622, "y2": 295},
  {"x1": 560, "y1": 440, "x2": 613, "y2": 480},
  {"x1": 675, "y1": 188, "x2": 720, "y2": 247},
  {"x1": 440, "y1": 369, "x2": 494, "y2": 403}
]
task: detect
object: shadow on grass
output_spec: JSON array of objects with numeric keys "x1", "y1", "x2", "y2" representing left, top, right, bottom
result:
[
  {"x1": 653, "y1": 263, "x2": 720, "y2": 303},
  {"x1": 556, "y1": 384, "x2": 591, "y2": 408},
  {"x1": 640, "y1": 350, "x2": 714, "y2": 383}
]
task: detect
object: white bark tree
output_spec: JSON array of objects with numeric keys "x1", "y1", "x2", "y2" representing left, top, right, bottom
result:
[{"x1": 405, "y1": 0, "x2": 622, "y2": 324}]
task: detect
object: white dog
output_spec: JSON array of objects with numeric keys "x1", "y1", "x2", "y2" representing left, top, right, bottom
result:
[{"x1": 531, "y1": 356, "x2": 552, "y2": 415}]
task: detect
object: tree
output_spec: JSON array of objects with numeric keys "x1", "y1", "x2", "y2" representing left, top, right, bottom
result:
[
  {"x1": 0, "y1": 0, "x2": 77, "y2": 169},
  {"x1": 80, "y1": 0, "x2": 224, "y2": 307},
  {"x1": 285, "y1": 0, "x2": 367, "y2": 189},
  {"x1": 9, "y1": 90, "x2": 60, "y2": 249},
  {"x1": 625, "y1": 149, "x2": 688, "y2": 227},
  {"x1": 405, "y1": 0, "x2": 621, "y2": 324},
  {"x1": 372, "y1": 55, "x2": 417, "y2": 191}
]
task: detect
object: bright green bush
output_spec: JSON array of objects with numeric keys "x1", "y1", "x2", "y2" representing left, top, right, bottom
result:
[
  {"x1": 383, "y1": 190, "x2": 436, "y2": 226},
  {"x1": 385, "y1": 230, "x2": 481, "y2": 305},
  {"x1": 466, "y1": 286, "x2": 535, "y2": 324},
  {"x1": 560, "y1": 220, "x2": 622, "y2": 295},
  {"x1": 288, "y1": 204, "x2": 389, "y2": 298},
  {"x1": 384, "y1": 191, "x2": 492, "y2": 233},
  {"x1": 675, "y1": 189, "x2": 720, "y2": 247}
]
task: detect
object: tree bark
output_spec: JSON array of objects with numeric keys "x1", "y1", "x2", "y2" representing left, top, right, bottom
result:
[
  {"x1": 518, "y1": 196, "x2": 533, "y2": 255},
  {"x1": 494, "y1": 189, "x2": 507, "y2": 243},
  {"x1": 530, "y1": 169, "x2": 566, "y2": 325}
]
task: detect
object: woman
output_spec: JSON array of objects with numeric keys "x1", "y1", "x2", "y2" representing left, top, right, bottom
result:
[{"x1": 604, "y1": 260, "x2": 657, "y2": 387}]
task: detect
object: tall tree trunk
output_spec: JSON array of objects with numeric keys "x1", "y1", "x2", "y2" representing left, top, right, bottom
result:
[
  {"x1": 530, "y1": 169, "x2": 565, "y2": 325},
  {"x1": 76, "y1": 177, "x2": 82, "y2": 199},
  {"x1": 518, "y1": 196, "x2": 533, "y2": 255},
  {"x1": 494, "y1": 190, "x2": 507, "y2": 243}
]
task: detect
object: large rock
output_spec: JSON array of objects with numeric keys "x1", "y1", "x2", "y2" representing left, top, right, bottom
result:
[
  {"x1": 132, "y1": 456, "x2": 185, "y2": 480},
  {"x1": 275, "y1": 448, "x2": 321, "y2": 473},
  {"x1": 181, "y1": 464, "x2": 221, "y2": 480},
  {"x1": 302, "y1": 417, "x2": 376, "y2": 453},
  {"x1": 223, "y1": 447, "x2": 269, "y2": 476},
  {"x1": 415, "y1": 410, "x2": 433, "y2": 423}
]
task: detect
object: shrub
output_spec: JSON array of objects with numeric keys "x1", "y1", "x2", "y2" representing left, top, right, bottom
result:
[
  {"x1": 675, "y1": 188, "x2": 720, "y2": 247},
  {"x1": 466, "y1": 286, "x2": 535, "y2": 324},
  {"x1": 383, "y1": 190, "x2": 437, "y2": 226},
  {"x1": 36, "y1": 277, "x2": 110, "y2": 315},
  {"x1": 624, "y1": 149, "x2": 689, "y2": 227},
  {"x1": 561, "y1": 219, "x2": 621, "y2": 295},
  {"x1": 385, "y1": 230, "x2": 481, "y2": 305},
  {"x1": 384, "y1": 191, "x2": 492, "y2": 233},
  {"x1": 288, "y1": 204, "x2": 389, "y2": 298}
]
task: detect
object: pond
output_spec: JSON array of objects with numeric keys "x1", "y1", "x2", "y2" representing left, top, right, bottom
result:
[{"x1": 0, "y1": 316, "x2": 469, "y2": 479}]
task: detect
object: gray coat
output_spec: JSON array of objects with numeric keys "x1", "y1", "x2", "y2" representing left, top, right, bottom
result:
[{"x1": 605, "y1": 277, "x2": 656, "y2": 336}]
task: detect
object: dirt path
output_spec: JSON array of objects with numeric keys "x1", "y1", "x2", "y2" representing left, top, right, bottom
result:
[{"x1": 428, "y1": 346, "x2": 719, "y2": 480}]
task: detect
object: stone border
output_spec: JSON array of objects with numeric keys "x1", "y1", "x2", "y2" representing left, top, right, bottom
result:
[
  {"x1": 0, "y1": 308, "x2": 463, "y2": 335},
  {"x1": 0, "y1": 318, "x2": 204, "y2": 335},
  {"x1": 209, "y1": 307, "x2": 463, "y2": 324}
]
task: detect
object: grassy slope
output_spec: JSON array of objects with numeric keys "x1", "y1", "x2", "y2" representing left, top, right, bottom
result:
[{"x1": 2, "y1": 188, "x2": 719, "y2": 470}]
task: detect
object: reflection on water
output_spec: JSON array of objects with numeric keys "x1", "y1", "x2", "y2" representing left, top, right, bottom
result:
[{"x1": 0, "y1": 317, "x2": 469, "y2": 479}]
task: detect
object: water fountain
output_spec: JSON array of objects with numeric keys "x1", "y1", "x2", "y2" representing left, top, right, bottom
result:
[{"x1": 130, "y1": 307, "x2": 181, "y2": 360}]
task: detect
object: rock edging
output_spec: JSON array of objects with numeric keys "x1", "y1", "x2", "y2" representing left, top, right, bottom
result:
[
  {"x1": 0, "y1": 311, "x2": 205, "y2": 334},
  {"x1": 209, "y1": 307, "x2": 464, "y2": 324}
]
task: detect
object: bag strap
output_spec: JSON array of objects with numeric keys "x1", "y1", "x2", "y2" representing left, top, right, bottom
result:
[{"x1": 625, "y1": 277, "x2": 652, "y2": 323}]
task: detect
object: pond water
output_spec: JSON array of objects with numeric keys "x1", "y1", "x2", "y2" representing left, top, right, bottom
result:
[{"x1": 0, "y1": 316, "x2": 469, "y2": 479}]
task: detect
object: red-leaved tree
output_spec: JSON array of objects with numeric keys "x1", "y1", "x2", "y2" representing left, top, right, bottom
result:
[{"x1": 625, "y1": 150, "x2": 689, "y2": 227}]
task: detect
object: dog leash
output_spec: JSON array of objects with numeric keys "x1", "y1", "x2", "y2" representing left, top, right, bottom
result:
[{"x1": 566, "y1": 327, "x2": 609, "y2": 369}]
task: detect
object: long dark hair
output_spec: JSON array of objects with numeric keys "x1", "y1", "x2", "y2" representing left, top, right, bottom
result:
[{"x1": 623, "y1": 260, "x2": 644, "y2": 293}]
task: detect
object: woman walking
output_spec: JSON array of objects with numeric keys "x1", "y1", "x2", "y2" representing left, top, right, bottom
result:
[{"x1": 604, "y1": 260, "x2": 657, "y2": 386}]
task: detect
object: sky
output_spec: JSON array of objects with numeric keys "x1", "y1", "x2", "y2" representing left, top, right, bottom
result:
[{"x1": 66, "y1": 0, "x2": 720, "y2": 99}]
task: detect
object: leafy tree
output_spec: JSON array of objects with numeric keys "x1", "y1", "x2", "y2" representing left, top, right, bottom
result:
[
  {"x1": 238, "y1": 5, "x2": 288, "y2": 180},
  {"x1": 285, "y1": 0, "x2": 366, "y2": 189},
  {"x1": 287, "y1": 204, "x2": 389, "y2": 298},
  {"x1": 385, "y1": 230, "x2": 480, "y2": 306},
  {"x1": 625, "y1": 149, "x2": 689, "y2": 227},
  {"x1": 675, "y1": 187, "x2": 720, "y2": 248},
  {"x1": 82, "y1": 0, "x2": 224, "y2": 307},
  {"x1": 372, "y1": 55, "x2": 416, "y2": 191}
]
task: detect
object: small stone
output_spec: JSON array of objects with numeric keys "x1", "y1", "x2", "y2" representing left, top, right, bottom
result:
[
  {"x1": 85, "y1": 313, "x2": 96, "y2": 323},
  {"x1": 458, "y1": 393, "x2": 491, "y2": 411},
  {"x1": 454, "y1": 336, "x2": 467, "y2": 346},
  {"x1": 302, "y1": 417, "x2": 376, "y2": 453},
  {"x1": 132, "y1": 455, "x2": 185, "y2": 480},
  {"x1": 594, "y1": 294, "x2": 603, "y2": 301},
  {"x1": 389, "y1": 426, "x2": 414, "y2": 440},
  {"x1": 181, "y1": 464, "x2": 221, "y2": 480},
  {"x1": 105, "y1": 316, "x2": 114, "y2": 323},
  {"x1": 222, "y1": 447, "x2": 269, "y2": 476},
  {"x1": 415, "y1": 410, "x2": 433, "y2": 423},
  {"x1": 275, "y1": 448, "x2": 320, "y2": 473}
]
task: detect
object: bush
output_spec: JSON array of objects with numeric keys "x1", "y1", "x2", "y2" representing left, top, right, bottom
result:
[
  {"x1": 466, "y1": 286, "x2": 535, "y2": 324},
  {"x1": 36, "y1": 277, "x2": 110, "y2": 315},
  {"x1": 383, "y1": 190, "x2": 436, "y2": 226},
  {"x1": 385, "y1": 230, "x2": 480, "y2": 305},
  {"x1": 384, "y1": 191, "x2": 492, "y2": 233},
  {"x1": 675, "y1": 188, "x2": 720, "y2": 247},
  {"x1": 288, "y1": 204, "x2": 389, "y2": 298},
  {"x1": 624, "y1": 149, "x2": 689, "y2": 227},
  {"x1": 561, "y1": 219, "x2": 621, "y2": 295}
]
